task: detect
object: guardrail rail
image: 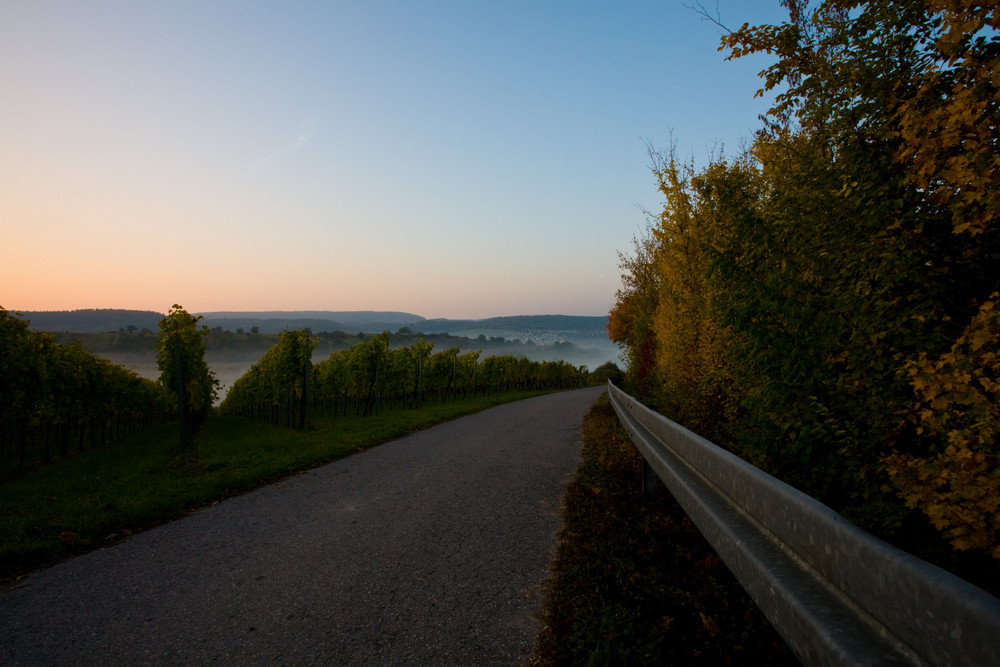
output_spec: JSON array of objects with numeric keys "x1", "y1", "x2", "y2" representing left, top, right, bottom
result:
[{"x1": 607, "y1": 381, "x2": 1000, "y2": 666}]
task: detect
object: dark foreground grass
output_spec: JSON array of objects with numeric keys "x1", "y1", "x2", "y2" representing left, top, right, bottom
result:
[
  {"x1": 532, "y1": 394, "x2": 800, "y2": 666},
  {"x1": 0, "y1": 391, "x2": 546, "y2": 582}
]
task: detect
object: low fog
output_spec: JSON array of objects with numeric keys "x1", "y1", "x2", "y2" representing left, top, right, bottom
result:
[{"x1": 98, "y1": 336, "x2": 622, "y2": 405}]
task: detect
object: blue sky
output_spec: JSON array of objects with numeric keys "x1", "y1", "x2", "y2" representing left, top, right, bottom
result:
[{"x1": 2, "y1": 1, "x2": 788, "y2": 318}]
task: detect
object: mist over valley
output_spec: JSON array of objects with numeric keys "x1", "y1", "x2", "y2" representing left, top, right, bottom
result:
[{"x1": 21, "y1": 309, "x2": 620, "y2": 402}]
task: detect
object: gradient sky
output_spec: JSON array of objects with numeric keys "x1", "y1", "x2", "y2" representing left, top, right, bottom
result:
[{"x1": 2, "y1": 1, "x2": 786, "y2": 319}]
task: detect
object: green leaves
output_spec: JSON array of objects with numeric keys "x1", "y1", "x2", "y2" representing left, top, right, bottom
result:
[
  {"x1": 155, "y1": 305, "x2": 218, "y2": 440},
  {"x1": 1, "y1": 307, "x2": 171, "y2": 473},
  {"x1": 220, "y1": 328, "x2": 316, "y2": 426},
  {"x1": 225, "y1": 332, "x2": 589, "y2": 424}
]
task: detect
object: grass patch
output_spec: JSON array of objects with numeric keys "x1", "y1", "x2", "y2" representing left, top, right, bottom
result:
[
  {"x1": 532, "y1": 394, "x2": 799, "y2": 665},
  {"x1": 0, "y1": 391, "x2": 546, "y2": 581}
]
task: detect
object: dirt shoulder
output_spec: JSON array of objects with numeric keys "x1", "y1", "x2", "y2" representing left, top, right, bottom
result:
[{"x1": 531, "y1": 393, "x2": 800, "y2": 665}]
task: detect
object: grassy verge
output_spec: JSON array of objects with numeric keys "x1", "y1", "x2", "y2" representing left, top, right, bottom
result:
[
  {"x1": 0, "y1": 391, "x2": 546, "y2": 581},
  {"x1": 532, "y1": 394, "x2": 799, "y2": 665}
]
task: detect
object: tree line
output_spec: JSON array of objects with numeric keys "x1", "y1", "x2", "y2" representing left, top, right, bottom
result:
[
  {"x1": 220, "y1": 330, "x2": 591, "y2": 426},
  {"x1": 3, "y1": 302, "x2": 606, "y2": 477},
  {"x1": 610, "y1": 1, "x2": 999, "y2": 568}
]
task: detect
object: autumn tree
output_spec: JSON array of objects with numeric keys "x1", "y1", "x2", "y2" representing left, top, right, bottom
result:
[
  {"x1": 612, "y1": 1, "x2": 1000, "y2": 565},
  {"x1": 889, "y1": 0, "x2": 999, "y2": 237},
  {"x1": 649, "y1": 150, "x2": 745, "y2": 441},
  {"x1": 608, "y1": 217, "x2": 662, "y2": 398},
  {"x1": 883, "y1": 295, "x2": 1000, "y2": 558},
  {"x1": 718, "y1": 0, "x2": 1000, "y2": 552}
]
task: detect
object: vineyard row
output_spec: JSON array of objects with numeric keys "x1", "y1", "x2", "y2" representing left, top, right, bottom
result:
[{"x1": 220, "y1": 330, "x2": 591, "y2": 427}]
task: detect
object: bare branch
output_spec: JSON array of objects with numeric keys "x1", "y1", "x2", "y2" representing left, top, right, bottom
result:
[{"x1": 683, "y1": 1, "x2": 733, "y2": 34}]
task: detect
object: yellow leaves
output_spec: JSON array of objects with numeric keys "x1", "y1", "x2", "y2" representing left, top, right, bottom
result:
[
  {"x1": 883, "y1": 444, "x2": 1000, "y2": 558},
  {"x1": 619, "y1": 149, "x2": 758, "y2": 437},
  {"x1": 966, "y1": 318, "x2": 999, "y2": 353},
  {"x1": 930, "y1": 395, "x2": 951, "y2": 412},
  {"x1": 892, "y1": 295, "x2": 1000, "y2": 558},
  {"x1": 926, "y1": 503, "x2": 952, "y2": 531},
  {"x1": 885, "y1": 1, "x2": 1000, "y2": 237},
  {"x1": 903, "y1": 295, "x2": 1000, "y2": 447},
  {"x1": 838, "y1": 180, "x2": 860, "y2": 198},
  {"x1": 699, "y1": 612, "x2": 722, "y2": 637},
  {"x1": 910, "y1": 372, "x2": 930, "y2": 392},
  {"x1": 954, "y1": 220, "x2": 975, "y2": 235}
]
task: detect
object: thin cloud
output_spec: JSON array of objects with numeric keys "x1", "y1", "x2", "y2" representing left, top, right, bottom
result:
[
  {"x1": 248, "y1": 116, "x2": 316, "y2": 172},
  {"x1": 293, "y1": 117, "x2": 314, "y2": 149}
]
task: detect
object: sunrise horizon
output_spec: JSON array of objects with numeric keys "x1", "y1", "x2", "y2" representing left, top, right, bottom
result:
[
  {"x1": 3, "y1": 2, "x2": 784, "y2": 321},
  {"x1": 5, "y1": 302, "x2": 613, "y2": 322}
]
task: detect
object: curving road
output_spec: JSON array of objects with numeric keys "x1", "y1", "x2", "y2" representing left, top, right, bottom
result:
[{"x1": 1, "y1": 386, "x2": 605, "y2": 666}]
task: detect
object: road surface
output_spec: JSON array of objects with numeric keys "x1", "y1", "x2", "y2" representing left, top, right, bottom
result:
[{"x1": 1, "y1": 386, "x2": 605, "y2": 666}]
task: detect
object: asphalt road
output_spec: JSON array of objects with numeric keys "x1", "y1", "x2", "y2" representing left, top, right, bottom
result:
[{"x1": 1, "y1": 386, "x2": 605, "y2": 666}]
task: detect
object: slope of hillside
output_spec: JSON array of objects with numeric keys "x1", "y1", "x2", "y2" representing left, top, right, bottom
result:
[
  {"x1": 196, "y1": 311, "x2": 424, "y2": 334},
  {"x1": 18, "y1": 310, "x2": 425, "y2": 334},
  {"x1": 414, "y1": 315, "x2": 609, "y2": 344},
  {"x1": 18, "y1": 309, "x2": 165, "y2": 333},
  {"x1": 19, "y1": 310, "x2": 610, "y2": 343}
]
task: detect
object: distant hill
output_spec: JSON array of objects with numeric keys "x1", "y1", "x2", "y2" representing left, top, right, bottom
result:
[
  {"x1": 196, "y1": 311, "x2": 425, "y2": 334},
  {"x1": 17, "y1": 309, "x2": 165, "y2": 333},
  {"x1": 412, "y1": 315, "x2": 609, "y2": 343},
  {"x1": 17, "y1": 309, "x2": 426, "y2": 335},
  {"x1": 16, "y1": 310, "x2": 611, "y2": 345}
]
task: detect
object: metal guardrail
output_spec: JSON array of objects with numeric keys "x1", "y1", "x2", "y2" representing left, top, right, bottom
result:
[{"x1": 607, "y1": 381, "x2": 1000, "y2": 666}]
